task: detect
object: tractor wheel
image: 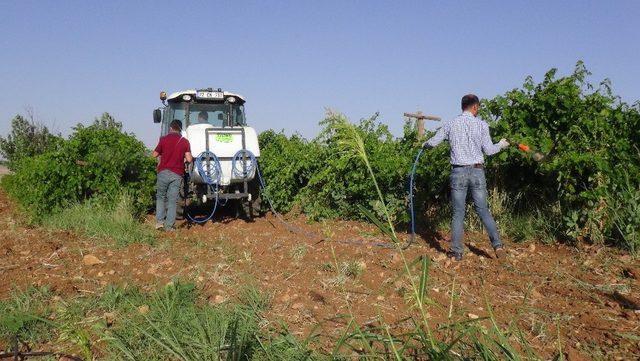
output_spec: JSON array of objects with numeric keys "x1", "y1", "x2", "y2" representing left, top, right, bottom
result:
[{"x1": 241, "y1": 178, "x2": 262, "y2": 220}]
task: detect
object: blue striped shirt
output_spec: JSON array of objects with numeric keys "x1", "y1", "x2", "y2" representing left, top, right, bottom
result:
[{"x1": 426, "y1": 111, "x2": 502, "y2": 165}]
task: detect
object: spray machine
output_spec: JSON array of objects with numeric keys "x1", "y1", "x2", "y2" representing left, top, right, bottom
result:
[{"x1": 153, "y1": 88, "x2": 261, "y2": 221}]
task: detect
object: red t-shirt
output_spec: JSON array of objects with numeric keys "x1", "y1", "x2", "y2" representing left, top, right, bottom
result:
[{"x1": 154, "y1": 133, "x2": 191, "y2": 176}]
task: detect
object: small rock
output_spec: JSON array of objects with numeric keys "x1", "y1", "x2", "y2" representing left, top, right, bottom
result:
[
  {"x1": 197, "y1": 275, "x2": 204, "y2": 282},
  {"x1": 467, "y1": 313, "x2": 479, "y2": 319},
  {"x1": 434, "y1": 254, "x2": 447, "y2": 262},
  {"x1": 138, "y1": 305, "x2": 150, "y2": 314},
  {"x1": 97, "y1": 272, "x2": 104, "y2": 277},
  {"x1": 376, "y1": 295, "x2": 385, "y2": 301},
  {"x1": 103, "y1": 312, "x2": 116, "y2": 326},
  {"x1": 82, "y1": 254, "x2": 104, "y2": 266},
  {"x1": 281, "y1": 294, "x2": 291, "y2": 302},
  {"x1": 108, "y1": 270, "x2": 115, "y2": 275},
  {"x1": 531, "y1": 288, "x2": 543, "y2": 300},
  {"x1": 605, "y1": 301, "x2": 618, "y2": 309},
  {"x1": 528, "y1": 244, "x2": 536, "y2": 252},
  {"x1": 565, "y1": 346, "x2": 589, "y2": 361},
  {"x1": 214, "y1": 295, "x2": 226, "y2": 304},
  {"x1": 291, "y1": 302, "x2": 304, "y2": 310}
]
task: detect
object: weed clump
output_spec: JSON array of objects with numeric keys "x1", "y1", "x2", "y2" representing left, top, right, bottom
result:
[{"x1": 44, "y1": 192, "x2": 155, "y2": 246}]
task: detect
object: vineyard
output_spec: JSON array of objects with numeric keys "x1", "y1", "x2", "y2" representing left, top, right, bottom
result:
[{"x1": 0, "y1": 64, "x2": 639, "y2": 359}]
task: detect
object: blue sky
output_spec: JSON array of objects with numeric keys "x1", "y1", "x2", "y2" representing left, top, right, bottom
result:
[{"x1": 1, "y1": 1, "x2": 638, "y2": 147}]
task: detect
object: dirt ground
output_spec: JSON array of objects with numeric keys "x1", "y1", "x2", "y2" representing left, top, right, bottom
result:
[{"x1": 0, "y1": 190, "x2": 639, "y2": 359}]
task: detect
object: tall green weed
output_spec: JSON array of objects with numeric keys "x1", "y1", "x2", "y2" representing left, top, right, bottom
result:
[{"x1": 44, "y1": 192, "x2": 156, "y2": 246}]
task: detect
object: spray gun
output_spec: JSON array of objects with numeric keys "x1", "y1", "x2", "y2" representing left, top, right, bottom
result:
[{"x1": 508, "y1": 140, "x2": 545, "y2": 162}]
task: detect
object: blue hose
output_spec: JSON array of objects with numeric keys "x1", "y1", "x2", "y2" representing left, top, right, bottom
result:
[
  {"x1": 184, "y1": 151, "x2": 222, "y2": 223},
  {"x1": 408, "y1": 147, "x2": 425, "y2": 246},
  {"x1": 231, "y1": 149, "x2": 257, "y2": 179}
]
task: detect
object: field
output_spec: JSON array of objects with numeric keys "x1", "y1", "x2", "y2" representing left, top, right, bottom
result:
[
  {"x1": 1, "y1": 65, "x2": 639, "y2": 359},
  {"x1": 1, "y1": 189, "x2": 639, "y2": 359}
]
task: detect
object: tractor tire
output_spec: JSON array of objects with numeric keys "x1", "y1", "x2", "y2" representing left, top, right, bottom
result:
[{"x1": 241, "y1": 178, "x2": 262, "y2": 220}]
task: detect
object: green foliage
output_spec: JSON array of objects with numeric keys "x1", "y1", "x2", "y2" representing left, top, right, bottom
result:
[
  {"x1": 604, "y1": 174, "x2": 640, "y2": 253},
  {"x1": 1, "y1": 113, "x2": 156, "y2": 219},
  {"x1": 0, "y1": 287, "x2": 54, "y2": 347},
  {"x1": 0, "y1": 282, "x2": 318, "y2": 359},
  {"x1": 259, "y1": 63, "x2": 640, "y2": 252},
  {"x1": 44, "y1": 192, "x2": 156, "y2": 246},
  {"x1": 482, "y1": 61, "x2": 640, "y2": 250},
  {"x1": 0, "y1": 114, "x2": 62, "y2": 170},
  {"x1": 259, "y1": 112, "x2": 432, "y2": 223}
]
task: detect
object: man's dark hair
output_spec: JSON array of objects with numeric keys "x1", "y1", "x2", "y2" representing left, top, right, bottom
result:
[
  {"x1": 169, "y1": 119, "x2": 182, "y2": 131},
  {"x1": 461, "y1": 94, "x2": 480, "y2": 111},
  {"x1": 198, "y1": 111, "x2": 208, "y2": 121}
]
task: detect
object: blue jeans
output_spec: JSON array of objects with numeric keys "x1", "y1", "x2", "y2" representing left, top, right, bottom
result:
[
  {"x1": 156, "y1": 170, "x2": 182, "y2": 230},
  {"x1": 449, "y1": 167, "x2": 502, "y2": 255}
]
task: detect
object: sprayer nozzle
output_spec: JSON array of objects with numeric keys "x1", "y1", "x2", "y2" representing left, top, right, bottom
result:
[
  {"x1": 532, "y1": 153, "x2": 544, "y2": 162},
  {"x1": 518, "y1": 144, "x2": 530, "y2": 152}
]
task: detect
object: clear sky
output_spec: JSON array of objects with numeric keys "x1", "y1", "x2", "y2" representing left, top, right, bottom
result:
[{"x1": 1, "y1": 1, "x2": 638, "y2": 147}]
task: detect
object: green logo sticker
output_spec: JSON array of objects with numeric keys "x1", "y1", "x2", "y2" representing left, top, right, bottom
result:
[{"x1": 215, "y1": 134, "x2": 233, "y2": 143}]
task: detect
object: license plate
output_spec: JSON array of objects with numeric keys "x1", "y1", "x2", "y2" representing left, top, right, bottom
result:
[
  {"x1": 215, "y1": 134, "x2": 233, "y2": 143},
  {"x1": 196, "y1": 91, "x2": 224, "y2": 100}
]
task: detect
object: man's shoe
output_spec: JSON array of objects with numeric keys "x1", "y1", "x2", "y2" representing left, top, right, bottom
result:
[
  {"x1": 447, "y1": 251, "x2": 463, "y2": 261},
  {"x1": 494, "y1": 246, "x2": 506, "y2": 260},
  {"x1": 155, "y1": 222, "x2": 164, "y2": 230}
]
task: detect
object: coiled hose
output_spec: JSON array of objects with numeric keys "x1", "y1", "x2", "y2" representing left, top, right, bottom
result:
[
  {"x1": 184, "y1": 151, "x2": 222, "y2": 223},
  {"x1": 231, "y1": 149, "x2": 256, "y2": 179}
]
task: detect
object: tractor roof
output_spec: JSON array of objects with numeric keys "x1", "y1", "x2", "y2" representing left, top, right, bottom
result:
[{"x1": 167, "y1": 89, "x2": 246, "y2": 103}]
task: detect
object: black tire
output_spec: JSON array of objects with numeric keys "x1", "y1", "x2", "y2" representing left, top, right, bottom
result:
[{"x1": 241, "y1": 178, "x2": 262, "y2": 220}]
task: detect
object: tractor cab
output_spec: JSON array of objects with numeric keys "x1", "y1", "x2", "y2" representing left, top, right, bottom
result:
[{"x1": 155, "y1": 88, "x2": 247, "y2": 133}]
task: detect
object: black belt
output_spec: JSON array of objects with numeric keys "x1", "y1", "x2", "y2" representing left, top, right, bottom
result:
[{"x1": 452, "y1": 163, "x2": 483, "y2": 169}]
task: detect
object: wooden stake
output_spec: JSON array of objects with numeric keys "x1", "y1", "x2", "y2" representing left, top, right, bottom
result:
[{"x1": 404, "y1": 112, "x2": 441, "y2": 138}]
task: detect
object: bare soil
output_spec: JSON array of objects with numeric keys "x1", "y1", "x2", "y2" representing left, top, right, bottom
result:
[{"x1": 0, "y1": 190, "x2": 638, "y2": 359}]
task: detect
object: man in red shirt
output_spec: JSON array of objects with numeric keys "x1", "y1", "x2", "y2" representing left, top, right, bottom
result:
[{"x1": 152, "y1": 119, "x2": 193, "y2": 231}]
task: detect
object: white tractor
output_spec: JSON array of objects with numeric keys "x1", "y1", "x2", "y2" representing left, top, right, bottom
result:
[{"x1": 153, "y1": 88, "x2": 261, "y2": 220}]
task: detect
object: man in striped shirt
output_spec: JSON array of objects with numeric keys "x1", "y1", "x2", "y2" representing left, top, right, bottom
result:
[{"x1": 423, "y1": 94, "x2": 510, "y2": 261}]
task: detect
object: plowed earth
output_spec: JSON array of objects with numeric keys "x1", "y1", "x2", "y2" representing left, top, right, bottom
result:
[{"x1": 1, "y1": 190, "x2": 638, "y2": 359}]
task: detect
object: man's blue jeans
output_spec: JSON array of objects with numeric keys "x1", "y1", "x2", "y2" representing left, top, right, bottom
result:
[
  {"x1": 450, "y1": 167, "x2": 502, "y2": 255},
  {"x1": 156, "y1": 170, "x2": 182, "y2": 230}
]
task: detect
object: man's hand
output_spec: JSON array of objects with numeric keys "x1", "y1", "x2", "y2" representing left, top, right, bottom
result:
[
  {"x1": 421, "y1": 141, "x2": 433, "y2": 150},
  {"x1": 498, "y1": 139, "x2": 510, "y2": 149}
]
